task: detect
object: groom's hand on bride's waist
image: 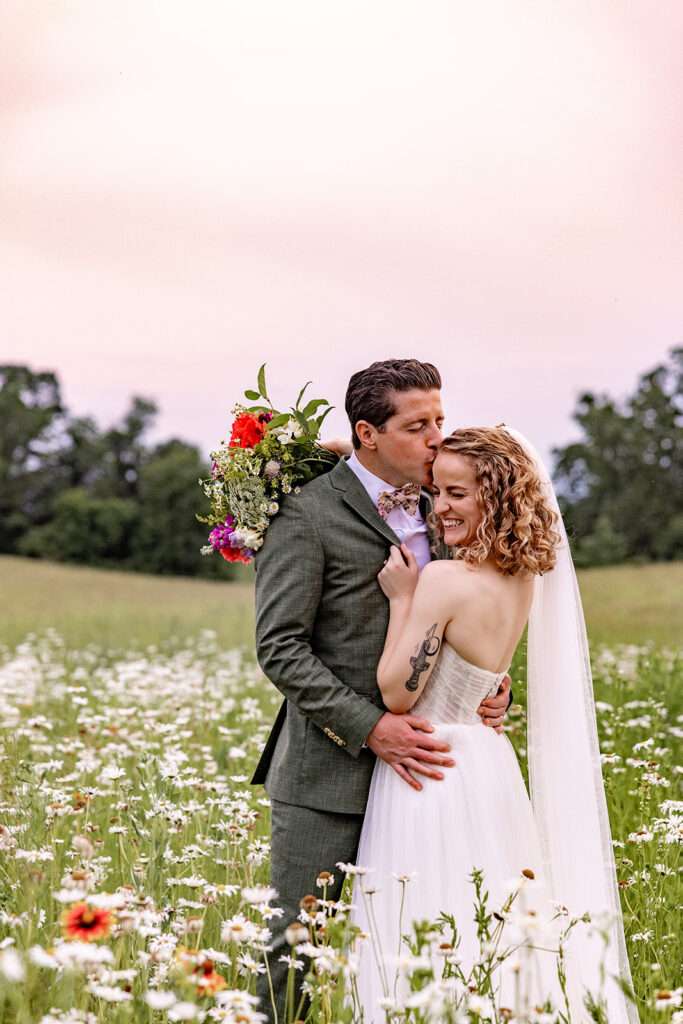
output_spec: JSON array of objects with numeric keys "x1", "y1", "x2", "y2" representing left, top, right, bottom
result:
[
  {"x1": 365, "y1": 713, "x2": 455, "y2": 791},
  {"x1": 477, "y1": 673, "x2": 512, "y2": 734}
]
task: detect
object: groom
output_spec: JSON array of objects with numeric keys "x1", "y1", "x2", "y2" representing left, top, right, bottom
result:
[{"x1": 251, "y1": 359, "x2": 511, "y2": 1021}]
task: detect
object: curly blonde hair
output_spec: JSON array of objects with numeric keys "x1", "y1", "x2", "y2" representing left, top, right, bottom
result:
[{"x1": 431, "y1": 427, "x2": 561, "y2": 576}]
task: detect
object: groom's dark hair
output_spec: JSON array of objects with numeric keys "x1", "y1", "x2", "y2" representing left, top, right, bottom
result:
[{"x1": 345, "y1": 359, "x2": 442, "y2": 449}]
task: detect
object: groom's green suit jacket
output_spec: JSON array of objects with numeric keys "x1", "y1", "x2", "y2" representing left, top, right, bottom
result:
[{"x1": 252, "y1": 456, "x2": 448, "y2": 814}]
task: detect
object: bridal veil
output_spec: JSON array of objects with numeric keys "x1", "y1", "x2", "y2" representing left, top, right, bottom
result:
[{"x1": 504, "y1": 427, "x2": 638, "y2": 1023}]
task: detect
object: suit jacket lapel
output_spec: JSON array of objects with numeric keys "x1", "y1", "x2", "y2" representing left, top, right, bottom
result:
[{"x1": 329, "y1": 458, "x2": 402, "y2": 548}]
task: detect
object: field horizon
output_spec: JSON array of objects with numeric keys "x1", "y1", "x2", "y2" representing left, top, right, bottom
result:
[{"x1": 0, "y1": 554, "x2": 680, "y2": 651}]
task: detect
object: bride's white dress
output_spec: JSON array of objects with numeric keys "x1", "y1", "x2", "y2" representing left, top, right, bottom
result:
[
  {"x1": 353, "y1": 642, "x2": 622, "y2": 1022},
  {"x1": 352, "y1": 429, "x2": 637, "y2": 1023}
]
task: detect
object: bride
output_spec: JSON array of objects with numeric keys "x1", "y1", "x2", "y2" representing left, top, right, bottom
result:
[{"x1": 353, "y1": 427, "x2": 638, "y2": 1023}]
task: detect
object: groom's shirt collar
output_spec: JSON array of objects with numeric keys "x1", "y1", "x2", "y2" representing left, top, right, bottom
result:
[
  {"x1": 346, "y1": 451, "x2": 401, "y2": 506},
  {"x1": 346, "y1": 452, "x2": 431, "y2": 572}
]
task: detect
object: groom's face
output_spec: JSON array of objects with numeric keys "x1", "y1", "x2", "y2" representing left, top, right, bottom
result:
[{"x1": 370, "y1": 388, "x2": 444, "y2": 487}]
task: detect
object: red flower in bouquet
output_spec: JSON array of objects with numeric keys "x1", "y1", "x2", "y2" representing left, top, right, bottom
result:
[
  {"x1": 220, "y1": 545, "x2": 251, "y2": 565},
  {"x1": 229, "y1": 412, "x2": 268, "y2": 449}
]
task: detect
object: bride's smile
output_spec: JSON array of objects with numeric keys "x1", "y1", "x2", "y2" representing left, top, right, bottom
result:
[{"x1": 432, "y1": 451, "x2": 482, "y2": 548}]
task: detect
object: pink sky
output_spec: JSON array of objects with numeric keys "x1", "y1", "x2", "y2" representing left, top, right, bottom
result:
[{"x1": 1, "y1": 0, "x2": 681, "y2": 463}]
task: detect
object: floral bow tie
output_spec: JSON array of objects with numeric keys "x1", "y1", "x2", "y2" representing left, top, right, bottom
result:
[{"x1": 377, "y1": 483, "x2": 421, "y2": 520}]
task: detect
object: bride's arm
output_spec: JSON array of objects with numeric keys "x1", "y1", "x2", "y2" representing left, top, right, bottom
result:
[
  {"x1": 319, "y1": 437, "x2": 353, "y2": 457},
  {"x1": 377, "y1": 548, "x2": 453, "y2": 714}
]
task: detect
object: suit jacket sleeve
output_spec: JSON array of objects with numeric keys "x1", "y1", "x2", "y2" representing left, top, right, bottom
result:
[{"x1": 254, "y1": 493, "x2": 384, "y2": 758}]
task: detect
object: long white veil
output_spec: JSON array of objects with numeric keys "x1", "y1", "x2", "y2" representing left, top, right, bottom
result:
[{"x1": 503, "y1": 428, "x2": 638, "y2": 1023}]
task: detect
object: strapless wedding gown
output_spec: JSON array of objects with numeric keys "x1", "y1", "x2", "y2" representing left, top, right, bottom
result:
[{"x1": 354, "y1": 643, "x2": 586, "y2": 1022}]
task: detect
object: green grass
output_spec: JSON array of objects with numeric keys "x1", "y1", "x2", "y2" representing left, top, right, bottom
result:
[
  {"x1": 0, "y1": 556, "x2": 680, "y2": 652},
  {"x1": 576, "y1": 562, "x2": 682, "y2": 647},
  {"x1": 0, "y1": 555, "x2": 255, "y2": 651}
]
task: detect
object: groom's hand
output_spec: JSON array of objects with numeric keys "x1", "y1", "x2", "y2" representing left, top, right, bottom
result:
[
  {"x1": 477, "y1": 673, "x2": 512, "y2": 733},
  {"x1": 365, "y1": 713, "x2": 454, "y2": 791}
]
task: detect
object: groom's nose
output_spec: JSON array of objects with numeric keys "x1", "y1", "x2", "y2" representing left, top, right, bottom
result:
[{"x1": 426, "y1": 421, "x2": 443, "y2": 448}]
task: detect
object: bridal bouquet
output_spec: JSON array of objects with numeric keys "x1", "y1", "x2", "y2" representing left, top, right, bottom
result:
[{"x1": 199, "y1": 365, "x2": 337, "y2": 564}]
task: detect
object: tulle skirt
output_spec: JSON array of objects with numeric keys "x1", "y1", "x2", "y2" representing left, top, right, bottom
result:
[{"x1": 353, "y1": 723, "x2": 576, "y2": 1022}]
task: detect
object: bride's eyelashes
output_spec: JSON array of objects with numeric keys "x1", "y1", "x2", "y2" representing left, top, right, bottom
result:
[
  {"x1": 436, "y1": 489, "x2": 466, "y2": 501},
  {"x1": 433, "y1": 486, "x2": 467, "y2": 498}
]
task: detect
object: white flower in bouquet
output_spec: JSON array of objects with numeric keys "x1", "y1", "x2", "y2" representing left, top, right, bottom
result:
[
  {"x1": 233, "y1": 526, "x2": 264, "y2": 552},
  {"x1": 270, "y1": 418, "x2": 305, "y2": 444}
]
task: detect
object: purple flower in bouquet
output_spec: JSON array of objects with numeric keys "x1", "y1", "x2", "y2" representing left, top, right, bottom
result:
[
  {"x1": 209, "y1": 517, "x2": 236, "y2": 551},
  {"x1": 209, "y1": 517, "x2": 257, "y2": 564}
]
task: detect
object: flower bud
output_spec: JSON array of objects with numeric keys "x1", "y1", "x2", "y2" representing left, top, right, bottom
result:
[
  {"x1": 182, "y1": 916, "x2": 203, "y2": 935},
  {"x1": 299, "y1": 894, "x2": 318, "y2": 914},
  {"x1": 285, "y1": 923, "x2": 308, "y2": 946}
]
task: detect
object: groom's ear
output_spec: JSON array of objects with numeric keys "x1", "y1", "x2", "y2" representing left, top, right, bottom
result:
[{"x1": 354, "y1": 420, "x2": 378, "y2": 450}]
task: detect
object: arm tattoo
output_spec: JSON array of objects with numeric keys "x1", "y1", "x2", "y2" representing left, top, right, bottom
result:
[{"x1": 405, "y1": 623, "x2": 441, "y2": 692}]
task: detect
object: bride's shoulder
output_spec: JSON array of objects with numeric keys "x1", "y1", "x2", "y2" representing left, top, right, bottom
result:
[{"x1": 419, "y1": 557, "x2": 475, "y2": 593}]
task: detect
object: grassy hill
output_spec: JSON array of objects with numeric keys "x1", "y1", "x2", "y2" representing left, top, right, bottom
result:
[
  {"x1": 0, "y1": 555, "x2": 680, "y2": 651},
  {"x1": 0, "y1": 555, "x2": 254, "y2": 650}
]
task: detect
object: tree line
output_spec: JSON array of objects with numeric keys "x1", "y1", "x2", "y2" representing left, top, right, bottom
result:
[
  {"x1": 0, "y1": 365, "x2": 238, "y2": 578},
  {"x1": 0, "y1": 350, "x2": 680, "y2": 576},
  {"x1": 552, "y1": 347, "x2": 682, "y2": 566}
]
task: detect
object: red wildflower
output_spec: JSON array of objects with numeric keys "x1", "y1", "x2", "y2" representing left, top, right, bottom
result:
[
  {"x1": 61, "y1": 902, "x2": 113, "y2": 942},
  {"x1": 229, "y1": 412, "x2": 267, "y2": 449},
  {"x1": 220, "y1": 546, "x2": 251, "y2": 565},
  {"x1": 196, "y1": 966, "x2": 228, "y2": 991}
]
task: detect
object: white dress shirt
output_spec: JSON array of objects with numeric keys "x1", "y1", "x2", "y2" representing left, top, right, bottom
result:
[{"x1": 346, "y1": 452, "x2": 432, "y2": 573}]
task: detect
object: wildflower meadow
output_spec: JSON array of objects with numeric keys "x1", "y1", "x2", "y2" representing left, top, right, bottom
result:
[{"x1": 0, "y1": 572, "x2": 680, "y2": 1023}]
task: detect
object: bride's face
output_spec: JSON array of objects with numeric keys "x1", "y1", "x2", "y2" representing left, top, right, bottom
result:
[{"x1": 432, "y1": 452, "x2": 482, "y2": 547}]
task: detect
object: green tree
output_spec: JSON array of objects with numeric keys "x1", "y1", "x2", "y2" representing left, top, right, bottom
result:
[
  {"x1": 0, "y1": 365, "x2": 65, "y2": 552},
  {"x1": 571, "y1": 514, "x2": 629, "y2": 568},
  {"x1": 0, "y1": 366, "x2": 246, "y2": 578},
  {"x1": 553, "y1": 347, "x2": 683, "y2": 563},
  {"x1": 131, "y1": 439, "x2": 236, "y2": 577},
  {"x1": 57, "y1": 415, "x2": 104, "y2": 490},
  {"x1": 19, "y1": 489, "x2": 139, "y2": 566},
  {"x1": 96, "y1": 396, "x2": 158, "y2": 499}
]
